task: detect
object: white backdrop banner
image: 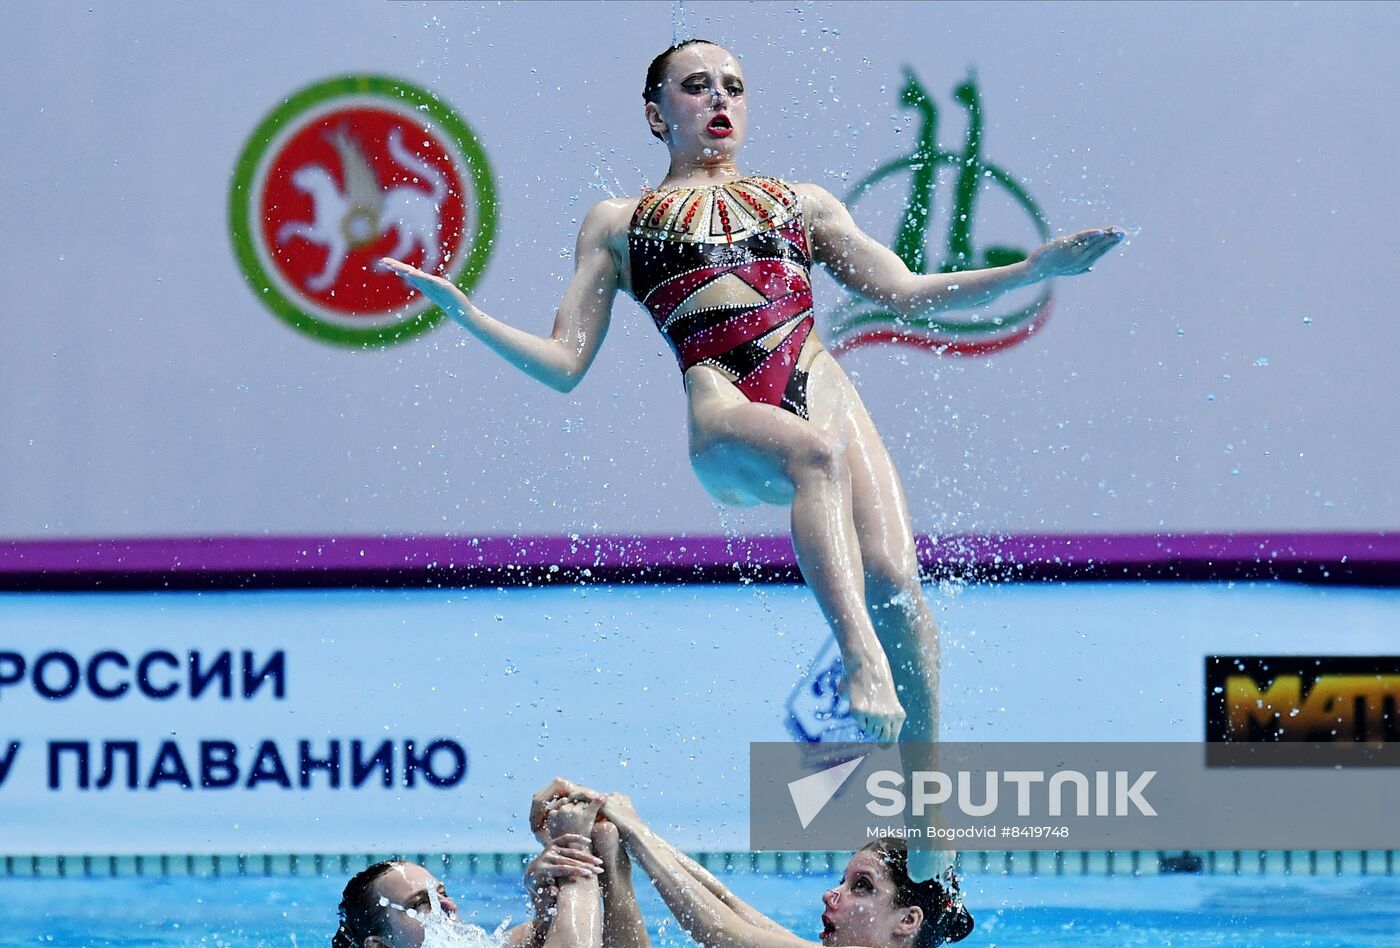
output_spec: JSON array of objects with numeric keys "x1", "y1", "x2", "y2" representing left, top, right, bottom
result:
[{"x1": 1, "y1": 1, "x2": 1397, "y2": 541}]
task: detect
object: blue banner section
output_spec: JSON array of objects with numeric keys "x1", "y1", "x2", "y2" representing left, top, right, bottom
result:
[{"x1": 1, "y1": 582, "x2": 1397, "y2": 855}]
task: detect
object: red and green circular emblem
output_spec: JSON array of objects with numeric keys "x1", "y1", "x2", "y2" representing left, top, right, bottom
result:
[{"x1": 229, "y1": 75, "x2": 496, "y2": 346}]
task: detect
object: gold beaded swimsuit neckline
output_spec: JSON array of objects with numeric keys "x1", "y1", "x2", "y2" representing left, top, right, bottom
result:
[
  {"x1": 626, "y1": 175, "x2": 819, "y2": 418},
  {"x1": 630, "y1": 175, "x2": 800, "y2": 245}
]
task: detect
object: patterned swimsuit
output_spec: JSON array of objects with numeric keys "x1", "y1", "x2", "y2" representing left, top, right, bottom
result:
[{"x1": 628, "y1": 175, "x2": 822, "y2": 419}]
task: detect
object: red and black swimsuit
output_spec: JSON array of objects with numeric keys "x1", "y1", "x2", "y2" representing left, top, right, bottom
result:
[{"x1": 628, "y1": 175, "x2": 822, "y2": 419}]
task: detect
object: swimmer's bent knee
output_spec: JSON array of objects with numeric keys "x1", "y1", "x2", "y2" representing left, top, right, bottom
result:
[{"x1": 787, "y1": 436, "x2": 846, "y2": 486}]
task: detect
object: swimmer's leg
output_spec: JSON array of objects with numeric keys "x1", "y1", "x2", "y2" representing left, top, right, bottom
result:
[
  {"x1": 844, "y1": 408, "x2": 940, "y2": 744},
  {"x1": 689, "y1": 395, "x2": 905, "y2": 742},
  {"x1": 844, "y1": 406, "x2": 952, "y2": 879}
]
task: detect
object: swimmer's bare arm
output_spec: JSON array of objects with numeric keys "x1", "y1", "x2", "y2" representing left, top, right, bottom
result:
[
  {"x1": 665, "y1": 845, "x2": 789, "y2": 935},
  {"x1": 800, "y1": 184, "x2": 1123, "y2": 318},
  {"x1": 382, "y1": 199, "x2": 629, "y2": 393},
  {"x1": 507, "y1": 837, "x2": 608, "y2": 948},
  {"x1": 542, "y1": 798, "x2": 607, "y2": 948},
  {"x1": 531, "y1": 779, "x2": 766, "y2": 938},
  {"x1": 594, "y1": 819, "x2": 652, "y2": 948},
  {"x1": 604, "y1": 795, "x2": 813, "y2": 948}
]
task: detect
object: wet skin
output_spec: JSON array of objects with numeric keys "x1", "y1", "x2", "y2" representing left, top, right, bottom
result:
[{"x1": 381, "y1": 42, "x2": 1124, "y2": 750}]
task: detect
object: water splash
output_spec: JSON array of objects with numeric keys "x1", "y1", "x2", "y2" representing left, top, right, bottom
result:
[
  {"x1": 586, "y1": 150, "x2": 625, "y2": 199},
  {"x1": 671, "y1": 0, "x2": 692, "y2": 44},
  {"x1": 380, "y1": 885, "x2": 512, "y2": 948},
  {"x1": 418, "y1": 914, "x2": 510, "y2": 948}
]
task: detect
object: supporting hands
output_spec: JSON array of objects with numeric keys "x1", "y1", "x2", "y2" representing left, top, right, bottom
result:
[
  {"x1": 527, "y1": 834, "x2": 605, "y2": 888},
  {"x1": 546, "y1": 793, "x2": 607, "y2": 840},
  {"x1": 1025, "y1": 227, "x2": 1125, "y2": 279},
  {"x1": 525, "y1": 831, "x2": 605, "y2": 931},
  {"x1": 532, "y1": 781, "x2": 636, "y2": 874},
  {"x1": 532, "y1": 778, "x2": 606, "y2": 843},
  {"x1": 599, "y1": 792, "x2": 644, "y2": 841}
]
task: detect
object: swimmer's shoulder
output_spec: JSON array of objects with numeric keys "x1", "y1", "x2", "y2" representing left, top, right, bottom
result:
[
  {"x1": 579, "y1": 196, "x2": 645, "y2": 257},
  {"x1": 582, "y1": 196, "x2": 644, "y2": 236},
  {"x1": 787, "y1": 181, "x2": 843, "y2": 223},
  {"x1": 577, "y1": 197, "x2": 645, "y2": 291}
]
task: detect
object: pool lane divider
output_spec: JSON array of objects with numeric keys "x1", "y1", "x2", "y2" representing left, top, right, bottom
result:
[
  {"x1": 1, "y1": 532, "x2": 1397, "y2": 590},
  {"x1": 0, "y1": 850, "x2": 1396, "y2": 879}
]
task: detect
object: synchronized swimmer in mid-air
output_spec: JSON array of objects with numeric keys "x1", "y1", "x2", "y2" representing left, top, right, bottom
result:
[{"x1": 385, "y1": 40, "x2": 1122, "y2": 747}]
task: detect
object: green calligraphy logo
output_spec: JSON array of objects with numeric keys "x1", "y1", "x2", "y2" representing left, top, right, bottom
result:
[{"x1": 829, "y1": 69, "x2": 1051, "y2": 356}]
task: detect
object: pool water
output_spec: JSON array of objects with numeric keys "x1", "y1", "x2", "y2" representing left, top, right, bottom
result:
[{"x1": 8, "y1": 868, "x2": 1400, "y2": 947}]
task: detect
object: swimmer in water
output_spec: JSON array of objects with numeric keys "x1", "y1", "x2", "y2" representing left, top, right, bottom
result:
[
  {"x1": 333, "y1": 796, "x2": 621, "y2": 948},
  {"x1": 384, "y1": 41, "x2": 1122, "y2": 749}
]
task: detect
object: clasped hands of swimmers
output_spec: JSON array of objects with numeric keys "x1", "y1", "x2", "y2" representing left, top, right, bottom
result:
[
  {"x1": 523, "y1": 778, "x2": 972, "y2": 948},
  {"x1": 337, "y1": 776, "x2": 970, "y2": 948}
]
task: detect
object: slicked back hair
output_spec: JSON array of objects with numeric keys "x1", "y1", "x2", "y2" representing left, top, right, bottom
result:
[
  {"x1": 332, "y1": 860, "x2": 402, "y2": 948},
  {"x1": 859, "y1": 840, "x2": 974, "y2": 948}
]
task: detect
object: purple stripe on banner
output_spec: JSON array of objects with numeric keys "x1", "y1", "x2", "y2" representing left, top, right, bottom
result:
[{"x1": 1, "y1": 533, "x2": 1398, "y2": 577}]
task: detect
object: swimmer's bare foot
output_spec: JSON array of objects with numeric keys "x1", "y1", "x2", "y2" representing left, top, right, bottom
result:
[{"x1": 841, "y1": 653, "x2": 906, "y2": 742}]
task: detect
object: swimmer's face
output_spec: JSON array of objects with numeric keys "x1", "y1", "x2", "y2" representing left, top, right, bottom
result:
[
  {"x1": 364, "y1": 862, "x2": 460, "y2": 948},
  {"x1": 646, "y1": 44, "x2": 748, "y2": 161},
  {"x1": 819, "y1": 851, "x2": 922, "y2": 948}
]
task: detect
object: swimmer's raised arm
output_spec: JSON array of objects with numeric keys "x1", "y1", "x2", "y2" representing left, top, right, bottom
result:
[
  {"x1": 593, "y1": 818, "x2": 652, "y2": 948},
  {"x1": 508, "y1": 834, "x2": 607, "y2": 948},
  {"x1": 526, "y1": 780, "x2": 651, "y2": 948},
  {"x1": 665, "y1": 845, "x2": 790, "y2": 936},
  {"x1": 383, "y1": 198, "x2": 630, "y2": 393},
  {"x1": 541, "y1": 797, "x2": 607, "y2": 948},
  {"x1": 800, "y1": 184, "x2": 1123, "y2": 319},
  {"x1": 603, "y1": 794, "x2": 811, "y2": 948}
]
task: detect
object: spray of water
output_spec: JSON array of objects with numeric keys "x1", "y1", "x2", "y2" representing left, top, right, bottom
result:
[
  {"x1": 378, "y1": 881, "x2": 512, "y2": 948},
  {"x1": 671, "y1": 0, "x2": 692, "y2": 45},
  {"x1": 416, "y1": 912, "x2": 509, "y2": 948}
]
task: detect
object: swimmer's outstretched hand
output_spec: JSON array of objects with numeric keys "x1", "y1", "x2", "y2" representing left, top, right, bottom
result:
[
  {"x1": 380, "y1": 257, "x2": 480, "y2": 326},
  {"x1": 1026, "y1": 227, "x2": 1125, "y2": 278}
]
